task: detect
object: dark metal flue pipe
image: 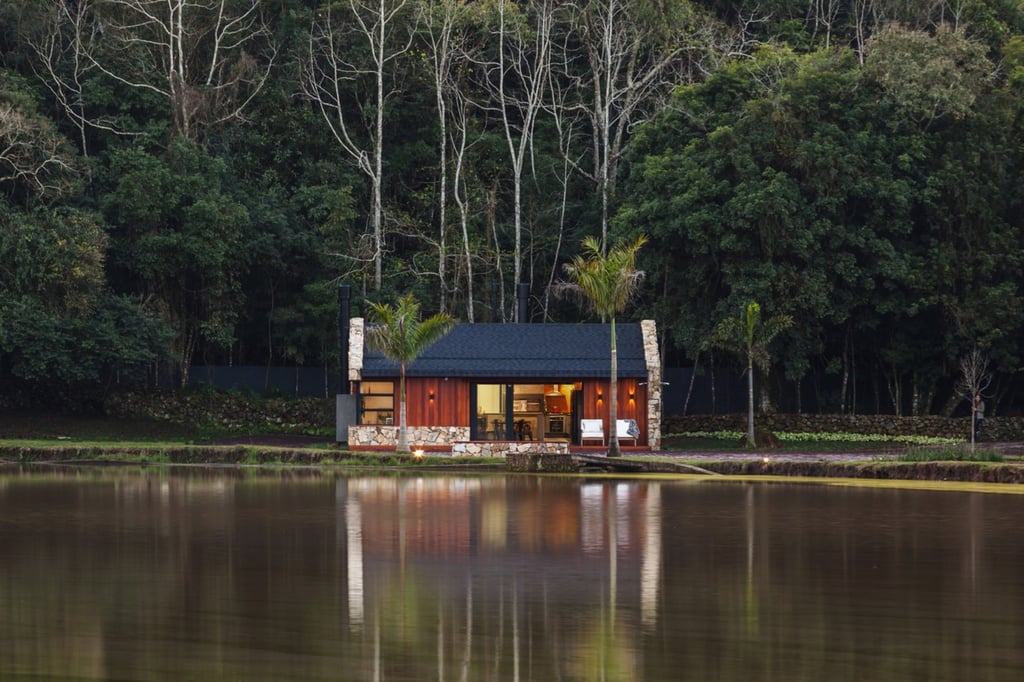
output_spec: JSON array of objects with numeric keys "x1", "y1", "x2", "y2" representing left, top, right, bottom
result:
[{"x1": 517, "y1": 282, "x2": 530, "y2": 323}]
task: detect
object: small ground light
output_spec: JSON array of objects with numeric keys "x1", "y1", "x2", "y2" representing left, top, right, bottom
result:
[
  {"x1": 762, "y1": 456, "x2": 771, "y2": 464},
  {"x1": 414, "y1": 449, "x2": 425, "y2": 459}
]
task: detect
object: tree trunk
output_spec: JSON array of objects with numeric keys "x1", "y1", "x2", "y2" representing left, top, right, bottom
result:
[
  {"x1": 710, "y1": 349, "x2": 717, "y2": 415},
  {"x1": 437, "y1": 135, "x2": 448, "y2": 313},
  {"x1": 840, "y1": 330, "x2": 850, "y2": 414},
  {"x1": 492, "y1": 0, "x2": 552, "y2": 317},
  {"x1": 746, "y1": 358, "x2": 755, "y2": 447},
  {"x1": 683, "y1": 351, "x2": 699, "y2": 416},
  {"x1": 397, "y1": 362, "x2": 409, "y2": 453},
  {"x1": 850, "y1": 335, "x2": 857, "y2": 416},
  {"x1": 608, "y1": 317, "x2": 620, "y2": 456},
  {"x1": 486, "y1": 182, "x2": 505, "y2": 321},
  {"x1": 372, "y1": 0, "x2": 385, "y2": 289},
  {"x1": 450, "y1": 88, "x2": 475, "y2": 322}
]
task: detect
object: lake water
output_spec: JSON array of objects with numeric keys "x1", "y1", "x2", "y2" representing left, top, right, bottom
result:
[{"x1": 1, "y1": 466, "x2": 1023, "y2": 681}]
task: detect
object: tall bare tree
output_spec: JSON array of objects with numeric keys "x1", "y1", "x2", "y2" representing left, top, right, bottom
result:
[
  {"x1": 304, "y1": 0, "x2": 416, "y2": 291},
  {"x1": 17, "y1": 0, "x2": 117, "y2": 155},
  {"x1": 554, "y1": 0, "x2": 705, "y2": 250},
  {"x1": 34, "y1": 0, "x2": 276, "y2": 140},
  {"x1": 418, "y1": 0, "x2": 478, "y2": 314},
  {"x1": 420, "y1": 0, "x2": 455, "y2": 312},
  {"x1": 449, "y1": 83, "x2": 479, "y2": 322},
  {"x1": 0, "y1": 96, "x2": 79, "y2": 199},
  {"x1": 809, "y1": 0, "x2": 843, "y2": 48},
  {"x1": 474, "y1": 0, "x2": 555, "y2": 318}
]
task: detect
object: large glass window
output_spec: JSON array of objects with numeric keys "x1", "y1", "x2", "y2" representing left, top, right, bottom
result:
[
  {"x1": 475, "y1": 384, "x2": 508, "y2": 439},
  {"x1": 359, "y1": 381, "x2": 394, "y2": 425},
  {"x1": 474, "y1": 383, "x2": 576, "y2": 441}
]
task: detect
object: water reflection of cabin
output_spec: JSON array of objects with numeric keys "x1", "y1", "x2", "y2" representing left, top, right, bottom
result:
[{"x1": 346, "y1": 320, "x2": 662, "y2": 452}]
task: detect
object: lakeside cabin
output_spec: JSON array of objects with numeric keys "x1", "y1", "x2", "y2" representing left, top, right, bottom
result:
[{"x1": 342, "y1": 319, "x2": 663, "y2": 455}]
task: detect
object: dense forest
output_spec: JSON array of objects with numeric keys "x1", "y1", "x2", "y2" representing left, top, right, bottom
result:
[{"x1": 1, "y1": 0, "x2": 1023, "y2": 416}]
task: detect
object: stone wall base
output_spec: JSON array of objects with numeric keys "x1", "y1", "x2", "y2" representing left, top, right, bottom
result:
[
  {"x1": 506, "y1": 453, "x2": 576, "y2": 472},
  {"x1": 452, "y1": 440, "x2": 570, "y2": 457},
  {"x1": 348, "y1": 425, "x2": 470, "y2": 449},
  {"x1": 348, "y1": 425, "x2": 572, "y2": 456}
]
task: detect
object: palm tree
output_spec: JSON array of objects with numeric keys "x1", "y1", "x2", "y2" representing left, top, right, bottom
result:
[
  {"x1": 709, "y1": 301, "x2": 793, "y2": 448},
  {"x1": 559, "y1": 235, "x2": 648, "y2": 457},
  {"x1": 365, "y1": 294, "x2": 456, "y2": 453}
]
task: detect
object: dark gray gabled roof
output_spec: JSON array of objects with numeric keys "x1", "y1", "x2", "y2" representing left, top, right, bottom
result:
[{"x1": 362, "y1": 322, "x2": 648, "y2": 379}]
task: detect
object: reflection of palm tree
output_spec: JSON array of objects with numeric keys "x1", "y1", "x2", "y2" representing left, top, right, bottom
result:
[
  {"x1": 574, "y1": 482, "x2": 638, "y2": 677},
  {"x1": 640, "y1": 483, "x2": 662, "y2": 629},
  {"x1": 608, "y1": 484, "x2": 618, "y2": 635},
  {"x1": 459, "y1": 578, "x2": 473, "y2": 682},
  {"x1": 745, "y1": 484, "x2": 759, "y2": 634},
  {"x1": 346, "y1": 496, "x2": 364, "y2": 631}
]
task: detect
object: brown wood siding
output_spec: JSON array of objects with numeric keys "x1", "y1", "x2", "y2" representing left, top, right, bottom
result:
[
  {"x1": 375, "y1": 376, "x2": 647, "y2": 444},
  {"x1": 401, "y1": 377, "x2": 471, "y2": 427},
  {"x1": 581, "y1": 381, "x2": 607, "y2": 422},
  {"x1": 579, "y1": 380, "x2": 648, "y2": 443}
]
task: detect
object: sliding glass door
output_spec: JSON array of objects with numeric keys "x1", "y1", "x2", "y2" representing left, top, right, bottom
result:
[
  {"x1": 471, "y1": 383, "x2": 578, "y2": 442},
  {"x1": 473, "y1": 384, "x2": 510, "y2": 440}
]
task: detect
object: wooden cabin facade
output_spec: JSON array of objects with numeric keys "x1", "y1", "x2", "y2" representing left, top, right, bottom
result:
[{"x1": 344, "y1": 320, "x2": 662, "y2": 451}]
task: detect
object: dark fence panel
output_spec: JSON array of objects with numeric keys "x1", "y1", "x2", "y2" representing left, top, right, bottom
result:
[
  {"x1": 663, "y1": 367, "x2": 745, "y2": 416},
  {"x1": 187, "y1": 366, "x2": 339, "y2": 398}
]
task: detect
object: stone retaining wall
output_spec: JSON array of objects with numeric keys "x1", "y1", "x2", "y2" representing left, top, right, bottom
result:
[
  {"x1": 452, "y1": 440, "x2": 570, "y2": 457},
  {"x1": 664, "y1": 413, "x2": 1024, "y2": 441},
  {"x1": 505, "y1": 452, "x2": 576, "y2": 472},
  {"x1": 105, "y1": 388, "x2": 331, "y2": 433},
  {"x1": 349, "y1": 424, "x2": 571, "y2": 456},
  {"x1": 348, "y1": 425, "x2": 470, "y2": 449}
]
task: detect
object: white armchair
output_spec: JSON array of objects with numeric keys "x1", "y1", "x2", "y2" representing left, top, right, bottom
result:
[
  {"x1": 616, "y1": 419, "x2": 639, "y2": 446},
  {"x1": 580, "y1": 419, "x2": 605, "y2": 445}
]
